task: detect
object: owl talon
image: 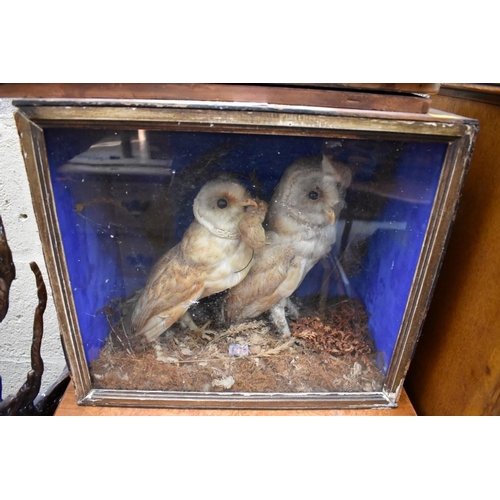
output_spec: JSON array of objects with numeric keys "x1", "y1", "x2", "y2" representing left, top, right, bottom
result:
[
  {"x1": 201, "y1": 330, "x2": 215, "y2": 341},
  {"x1": 192, "y1": 321, "x2": 217, "y2": 340},
  {"x1": 197, "y1": 320, "x2": 213, "y2": 334},
  {"x1": 179, "y1": 313, "x2": 212, "y2": 334}
]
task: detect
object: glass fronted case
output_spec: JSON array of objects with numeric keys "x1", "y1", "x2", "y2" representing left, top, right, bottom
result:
[{"x1": 15, "y1": 99, "x2": 477, "y2": 409}]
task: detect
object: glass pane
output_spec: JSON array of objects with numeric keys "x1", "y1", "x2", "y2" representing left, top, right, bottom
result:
[{"x1": 44, "y1": 127, "x2": 447, "y2": 394}]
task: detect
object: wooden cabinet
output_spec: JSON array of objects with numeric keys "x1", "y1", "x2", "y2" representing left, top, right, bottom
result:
[{"x1": 405, "y1": 84, "x2": 500, "y2": 415}]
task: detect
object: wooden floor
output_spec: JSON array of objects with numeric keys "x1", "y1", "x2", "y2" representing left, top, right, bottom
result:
[{"x1": 55, "y1": 384, "x2": 416, "y2": 416}]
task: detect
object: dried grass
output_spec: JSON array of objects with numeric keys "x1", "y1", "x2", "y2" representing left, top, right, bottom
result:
[{"x1": 90, "y1": 296, "x2": 385, "y2": 394}]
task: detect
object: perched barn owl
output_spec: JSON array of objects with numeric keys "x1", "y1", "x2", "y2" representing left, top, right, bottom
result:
[
  {"x1": 226, "y1": 155, "x2": 351, "y2": 337},
  {"x1": 131, "y1": 177, "x2": 266, "y2": 342}
]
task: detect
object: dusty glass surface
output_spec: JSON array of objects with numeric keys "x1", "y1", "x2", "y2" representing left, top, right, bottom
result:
[{"x1": 44, "y1": 127, "x2": 447, "y2": 394}]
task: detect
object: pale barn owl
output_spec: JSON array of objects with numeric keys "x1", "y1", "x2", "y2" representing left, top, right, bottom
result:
[
  {"x1": 226, "y1": 155, "x2": 351, "y2": 337},
  {"x1": 131, "y1": 177, "x2": 266, "y2": 342}
]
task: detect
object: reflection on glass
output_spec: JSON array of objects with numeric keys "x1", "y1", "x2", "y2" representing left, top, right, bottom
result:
[{"x1": 44, "y1": 128, "x2": 447, "y2": 394}]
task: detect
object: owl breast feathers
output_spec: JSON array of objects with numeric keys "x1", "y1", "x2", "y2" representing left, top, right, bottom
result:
[
  {"x1": 130, "y1": 177, "x2": 266, "y2": 342},
  {"x1": 225, "y1": 155, "x2": 351, "y2": 337}
]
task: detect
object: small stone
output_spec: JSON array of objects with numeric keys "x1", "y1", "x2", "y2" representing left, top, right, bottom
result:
[
  {"x1": 212, "y1": 376, "x2": 235, "y2": 390},
  {"x1": 249, "y1": 345, "x2": 262, "y2": 355},
  {"x1": 156, "y1": 355, "x2": 179, "y2": 365},
  {"x1": 351, "y1": 362, "x2": 362, "y2": 377}
]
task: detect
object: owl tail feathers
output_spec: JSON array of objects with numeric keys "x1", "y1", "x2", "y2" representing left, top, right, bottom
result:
[
  {"x1": 131, "y1": 310, "x2": 209, "y2": 343},
  {"x1": 133, "y1": 315, "x2": 173, "y2": 343}
]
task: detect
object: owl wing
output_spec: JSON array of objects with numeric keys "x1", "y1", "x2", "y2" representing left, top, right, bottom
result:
[
  {"x1": 226, "y1": 242, "x2": 304, "y2": 321},
  {"x1": 131, "y1": 242, "x2": 207, "y2": 341}
]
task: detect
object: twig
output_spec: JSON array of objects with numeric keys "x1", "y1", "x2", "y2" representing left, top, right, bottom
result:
[
  {"x1": 0, "y1": 216, "x2": 16, "y2": 322},
  {"x1": 0, "y1": 261, "x2": 46, "y2": 416}
]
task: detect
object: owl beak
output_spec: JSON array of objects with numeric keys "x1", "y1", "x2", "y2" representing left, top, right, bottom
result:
[
  {"x1": 324, "y1": 207, "x2": 336, "y2": 225},
  {"x1": 240, "y1": 198, "x2": 258, "y2": 208}
]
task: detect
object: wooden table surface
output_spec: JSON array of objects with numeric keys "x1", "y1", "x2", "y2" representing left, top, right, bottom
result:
[{"x1": 55, "y1": 383, "x2": 416, "y2": 416}]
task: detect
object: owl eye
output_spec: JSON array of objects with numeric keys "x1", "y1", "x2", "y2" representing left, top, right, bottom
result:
[
  {"x1": 308, "y1": 190, "x2": 319, "y2": 200},
  {"x1": 217, "y1": 198, "x2": 228, "y2": 209}
]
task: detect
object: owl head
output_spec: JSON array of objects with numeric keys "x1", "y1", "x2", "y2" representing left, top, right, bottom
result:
[
  {"x1": 193, "y1": 178, "x2": 258, "y2": 239},
  {"x1": 268, "y1": 155, "x2": 352, "y2": 231}
]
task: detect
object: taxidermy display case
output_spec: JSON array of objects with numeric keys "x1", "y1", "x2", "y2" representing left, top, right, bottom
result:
[{"x1": 14, "y1": 96, "x2": 478, "y2": 409}]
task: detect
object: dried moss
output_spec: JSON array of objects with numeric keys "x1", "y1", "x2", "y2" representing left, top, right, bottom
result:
[{"x1": 90, "y1": 296, "x2": 385, "y2": 394}]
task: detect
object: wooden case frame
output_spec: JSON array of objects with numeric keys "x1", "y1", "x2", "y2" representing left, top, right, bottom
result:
[{"x1": 14, "y1": 97, "x2": 478, "y2": 409}]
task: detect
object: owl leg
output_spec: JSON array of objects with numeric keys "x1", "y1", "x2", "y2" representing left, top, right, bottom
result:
[
  {"x1": 180, "y1": 312, "x2": 214, "y2": 338},
  {"x1": 285, "y1": 298, "x2": 300, "y2": 321},
  {"x1": 179, "y1": 311, "x2": 200, "y2": 331},
  {"x1": 270, "y1": 300, "x2": 291, "y2": 338}
]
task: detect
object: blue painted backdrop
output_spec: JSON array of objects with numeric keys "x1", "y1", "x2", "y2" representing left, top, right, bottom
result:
[{"x1": 45, "y1": 128, "x2": 447, "y2": 371}]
